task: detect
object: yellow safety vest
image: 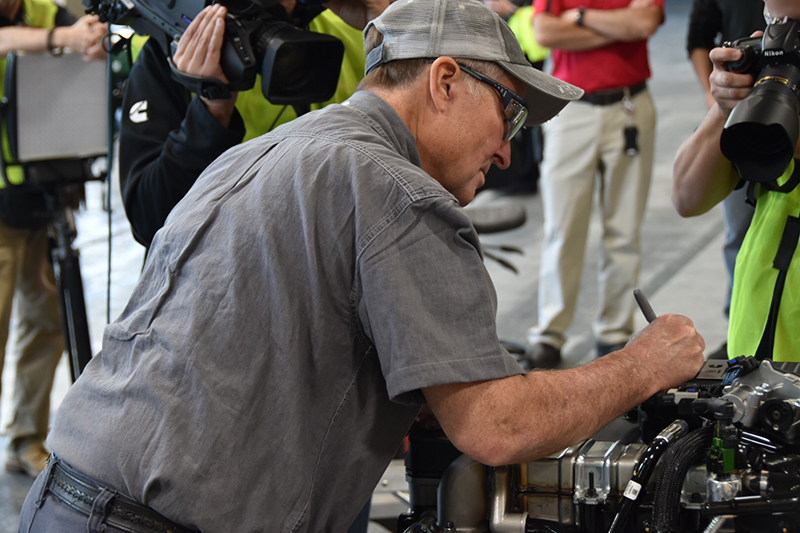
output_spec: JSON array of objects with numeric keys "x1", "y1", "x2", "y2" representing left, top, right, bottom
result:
[
  {"x1": 729, "y1": 160, "x2": 800, "y2": 362},
  {"x1": 507, "y1": 6, "x2": 548, "y2": 64}
]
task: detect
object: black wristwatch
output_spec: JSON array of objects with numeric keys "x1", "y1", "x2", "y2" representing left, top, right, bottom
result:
[
  {"x1": 576, "y1": 6, "x2": 586, "y2": 26},
  {"x1": 46, "y1": 27, "x2": 63, "y2": 56}
]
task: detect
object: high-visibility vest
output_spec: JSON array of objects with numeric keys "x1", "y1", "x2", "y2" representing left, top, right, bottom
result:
[
  {"x1": 729, "y1": 159, "x2": 800, "y2": 362},
  {"x1": 507, "y1": 6, "x2": 549, "y2": 64}
]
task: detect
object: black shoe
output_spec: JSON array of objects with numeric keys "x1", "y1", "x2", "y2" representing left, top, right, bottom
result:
[
  {"x1": 501, "y1": 341, "x2": 533, "y2": 370},
  {"x1": 596, "y1": 341, "x2": 627, "y2": 357},
  {"x1": 707, "y1": 342, "x2": 728, "y2": 360},
  {"x1": 528, "y1": 342, "x2": 561, "y2": 369}
]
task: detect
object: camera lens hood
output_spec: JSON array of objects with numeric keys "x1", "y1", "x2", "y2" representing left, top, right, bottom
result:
[{"x1": 721, "y1": 75, "x2": 800, "y2": 182}]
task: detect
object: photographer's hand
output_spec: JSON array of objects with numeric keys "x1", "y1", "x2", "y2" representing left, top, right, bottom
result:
[
  {"x1": 708, "y1": 43, "x2": 757, "y2": 115},
  {"x1": 172, "y1": 5, "x2": 238, "y2": 127},
  {"x1": 324, "y1": 0, "x2": 389, "y2": 30}
]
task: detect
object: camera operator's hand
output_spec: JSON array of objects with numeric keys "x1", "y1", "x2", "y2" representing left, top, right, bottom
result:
[
  {"x1": 324, "y1": 0, "x2": 389, "y2": 30},
  {"x1": 622, "y1": 313, "x2": 705, "y2": 391},
  {"x1": 172, "y1": 4, "x2": 238, "y2": 127},
  {"x1": 708, "y1": 45, "x2": 757, "y2": 116},
  {"x1": 52, "y1": 15, "x2": 106, "y2": 60}
]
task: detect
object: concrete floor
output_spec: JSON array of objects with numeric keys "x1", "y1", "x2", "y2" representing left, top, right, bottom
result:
[{"x1": 1, "y1": 0, "x2": 734, "y2": 530}]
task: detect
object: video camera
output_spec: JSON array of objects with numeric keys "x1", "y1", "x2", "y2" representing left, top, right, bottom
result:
[
  {"x1": 721, "y1": 18, "x2": 800, "y2": 183},
  {"x1": 83, "y1": 0, "x2": 345, "y2": 105}
]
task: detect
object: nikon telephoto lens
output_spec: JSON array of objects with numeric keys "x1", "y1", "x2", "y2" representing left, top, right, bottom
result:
[{"x1": 720, "y1": 20, "x2": 800, "y2": 182}]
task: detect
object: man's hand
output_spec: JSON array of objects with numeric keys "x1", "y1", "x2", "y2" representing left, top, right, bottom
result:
[
  {"x1": 61, "y1": 15, "x2": 106, "y2": 60},
  {"x1": 172, "y1": 4, "x2": 238, "y2": 127},
  {"x1": 324, "y1": 0, "x2": 389, "y2": 30},
  {"x1": 173, "y1": 4, "x2": 229, "y2": 84},
  {"x1": 708, "y1": 45, "x2": 757, "y2": 116},
  {"x1": 624, "y1": 313, "x2": 706, "y2": 391}
]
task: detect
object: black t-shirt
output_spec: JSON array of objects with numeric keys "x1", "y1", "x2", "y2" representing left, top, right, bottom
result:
[{"x1": 686, "y1": 0, "x2": 765, "y2": 54}]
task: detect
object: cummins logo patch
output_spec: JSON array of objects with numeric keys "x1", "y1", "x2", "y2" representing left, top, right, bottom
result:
[{"x1": 129, "y1": 100, "x2": 148, "y2": 123}]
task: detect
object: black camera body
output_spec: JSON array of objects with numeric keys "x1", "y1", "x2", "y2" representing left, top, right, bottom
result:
[
  {"x1": 721, "y1": 19, "x2": 800, "y2": 182},
  {"x1": 85, "y1": 0, "x2": 345, "y2": 105}
]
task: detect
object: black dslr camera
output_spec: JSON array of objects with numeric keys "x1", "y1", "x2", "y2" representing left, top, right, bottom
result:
[
  {"x1": 84, "y1": 0, "x2": 345, "y2": 105},
  {"x1": 721, "y1": 19, "x2": 800, "y2": 182}
]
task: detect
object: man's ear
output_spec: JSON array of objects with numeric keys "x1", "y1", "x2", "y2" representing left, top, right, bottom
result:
[{"x1": 428, "y1": 57, "x2": 461, "y2": 113}]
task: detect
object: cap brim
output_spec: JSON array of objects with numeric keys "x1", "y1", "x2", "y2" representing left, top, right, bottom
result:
[{"x1": 499, "y1": 61, "x2": 584, "y2": 126}]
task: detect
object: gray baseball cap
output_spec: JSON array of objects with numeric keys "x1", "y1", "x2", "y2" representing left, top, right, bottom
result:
[{"x1": 363, "y1": 0, "x2": 584, "y2": 125}]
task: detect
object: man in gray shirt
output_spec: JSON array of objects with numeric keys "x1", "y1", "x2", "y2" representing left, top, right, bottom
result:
[{"x1": 19, "y1": 0, "x2": 705, "y2": 531}]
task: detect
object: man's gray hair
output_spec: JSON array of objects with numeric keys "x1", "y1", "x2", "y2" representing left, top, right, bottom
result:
[{"x1": 357, "y1": 25, "x2": 506, "y2": 98}]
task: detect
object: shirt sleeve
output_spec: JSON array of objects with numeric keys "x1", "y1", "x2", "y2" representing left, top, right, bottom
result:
[
  {"x1": 686, "y1": 0, "x2": 721, "y2": 54},
  {"x1": 118, "y1": 39, "x2": 246, "y2": 248},
  {"x1": 357, "y1": 196, "x2": 524, "y2": 404},
  {"x1": 533, "y1": 0, "x2": 558, "y2": 16}
]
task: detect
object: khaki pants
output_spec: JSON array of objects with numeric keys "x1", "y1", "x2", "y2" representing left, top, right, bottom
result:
[
  {"x1": 0, "y1": 221, "x2": 63, "y2": 450},
  {"x1": 530, "y1": 88, "x2": 656, "y2": 348}
]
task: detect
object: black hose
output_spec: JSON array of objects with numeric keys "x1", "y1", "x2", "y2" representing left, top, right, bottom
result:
[
  {"x1": 651, "y1": 425, "x2": 714, "y2": 533},
  {"x1": 607, "y1": 420, "x2": 689, "y2": 533}
]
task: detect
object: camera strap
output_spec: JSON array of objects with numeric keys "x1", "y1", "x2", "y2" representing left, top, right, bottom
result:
[
  {"x1": 745, "y1": 159, "x2": 800, "y2": 207},
  {"x1": 167, "y1": 57, "x2": 232, "y2": 100},
  {"x1": 754, "y1": 211, "x2": 800, "y2": 361},
  {"x1": 760, "y1": 162, "x2": 800, "y2": 194}
]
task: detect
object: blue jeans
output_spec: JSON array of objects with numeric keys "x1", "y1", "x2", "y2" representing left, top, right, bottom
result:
[
  {"x1": 19, "y1": 457, "x2": 132, "y2": 533},
  {"x1": 20, "y1": 456, "x2": 374, "y2": 533}
]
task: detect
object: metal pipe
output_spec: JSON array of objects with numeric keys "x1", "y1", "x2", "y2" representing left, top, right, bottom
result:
[{"x1": 489, "y1": 467, "x2": 527, "y2": 533}]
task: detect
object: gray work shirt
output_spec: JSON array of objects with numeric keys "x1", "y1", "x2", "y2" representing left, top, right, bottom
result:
[{"x1": 49, "y1": 90, "x2": 523, "y2": 532}]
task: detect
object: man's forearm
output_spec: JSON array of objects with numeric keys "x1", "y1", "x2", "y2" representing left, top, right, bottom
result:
[
  {"x1": 534, "y1": 4, "x2": 662, "y2": 51},
  {"x1": 427, "y1": 349, "x2": 666, "y2": 466},
  {"x1": 673, "y1": 104, "x2": 739, "y2": 217},
  {"x1": 577, "y1": 4, "x2": 663, "y2": 42},
  {"x1": 534, "y1": 12, "x2": 612, "y2": 51},
  {"x1": 0, "y1": 27, "x2": 49, "y2": 56},
  {"x1": 425, "y1": 315, "x2": 704, "y2": 466}
]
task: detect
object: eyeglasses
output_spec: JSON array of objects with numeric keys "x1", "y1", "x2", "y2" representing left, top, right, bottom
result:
[{"x1": 457, "y1": 62, "x2": 529, "y2": 142}]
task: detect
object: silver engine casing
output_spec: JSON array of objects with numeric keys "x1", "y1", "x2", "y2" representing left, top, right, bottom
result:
[
  {"x1": 437, "y1": 441, "x2": 706, "y2": 532},
  {"x1": 434, "y1": 360, "x2": 800, "y2": 533}
]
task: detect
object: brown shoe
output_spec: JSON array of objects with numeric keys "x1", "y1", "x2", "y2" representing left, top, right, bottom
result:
[{"x1": 5, "y1": 442, "x2": 49, "y2": 477}]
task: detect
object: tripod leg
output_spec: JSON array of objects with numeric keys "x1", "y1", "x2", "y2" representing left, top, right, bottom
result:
[
  {"x1": 47, "y1": 189, "x2": 93, "y2": 382},
  {"x1": 53, "y1": 251, "x2": 92, "y2": 381}
]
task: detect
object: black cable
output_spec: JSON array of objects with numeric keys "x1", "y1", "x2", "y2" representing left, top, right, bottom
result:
[
  {"x1": 651, "y1": 425, "x2": 714, "y2": 533},
  {"x1": 607, "y1": 420, "x2": 689, "y2": 533},
  {"x1": 106, "y1": 21, "x2": 114, "y2": 325},
  {"x1": 268, "y1": 105, "x2": 289, "y2": 131}
]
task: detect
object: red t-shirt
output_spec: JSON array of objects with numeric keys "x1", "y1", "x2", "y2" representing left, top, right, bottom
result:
[{"x1": 531, "y1": 0, "x2": 664, "y2": 93}]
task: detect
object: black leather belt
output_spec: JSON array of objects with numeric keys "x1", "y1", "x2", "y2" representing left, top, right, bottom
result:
[
  {"x1": 47, "y1": 460, "x2": 196, "y2": 533},
  {"x1": 580, "y1": 82, "x2": 647, "y2": 106}
]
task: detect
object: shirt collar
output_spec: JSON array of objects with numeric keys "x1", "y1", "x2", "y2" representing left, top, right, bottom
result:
[{"x1": 340, "y1": 90, "x2": 423, "y2": 170}]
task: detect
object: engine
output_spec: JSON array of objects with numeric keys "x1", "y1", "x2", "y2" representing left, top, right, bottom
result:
[{"x1": 397, "y1": 357, "x2": 800, "y2": 533}]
